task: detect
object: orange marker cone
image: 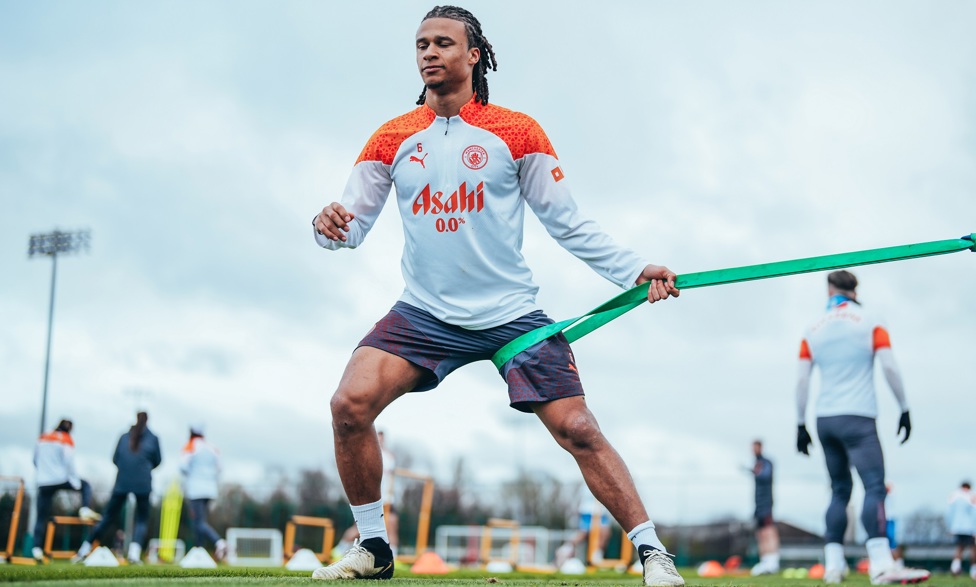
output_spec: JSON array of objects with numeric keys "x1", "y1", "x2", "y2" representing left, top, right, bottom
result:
[
  {"x1": 411, "y1": 551, "x2": 450, "y2": 575},
  {"x1": 697, "y1": 560, "x2": 725, "y2": 577}
]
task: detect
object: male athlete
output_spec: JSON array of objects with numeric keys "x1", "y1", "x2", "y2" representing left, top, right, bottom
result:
[
  {"x1": 748, "y1": 440, "x2": 779, "y2": 576},
  {"x1": 795, "y1": 270, "x2": 929, "y2": 584},
  {"x1": 945, "y1": 481, "x2": 976, "y2": 578},
  {"x1": 311, "y1": 6, "x2": 682, "y2": 585}
]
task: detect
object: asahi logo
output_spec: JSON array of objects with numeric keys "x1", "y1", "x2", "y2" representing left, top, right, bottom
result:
[{"x1": 412, "y1": 181, "x2": 484, "y2": 215}]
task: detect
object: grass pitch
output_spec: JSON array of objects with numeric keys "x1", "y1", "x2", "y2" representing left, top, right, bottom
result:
[{"x1": 0, "y1": 564, "x2": 958, "y2": 587}]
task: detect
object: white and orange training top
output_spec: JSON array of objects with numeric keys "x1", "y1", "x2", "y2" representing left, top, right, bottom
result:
[
  {"x1": 180, "y1": 436, "x2": 221, "y2": 500},
  {"x1": 315, "y1": 97, "x2": 648, "y2": 329},
  {"x1": 798, "y1": 299, "x2": 906, "y2": 420},
  {"x1": 34, "y1": 430, "x2": 80, "y2": 489}
]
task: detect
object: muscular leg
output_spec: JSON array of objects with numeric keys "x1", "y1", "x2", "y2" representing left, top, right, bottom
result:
[
  {"x1": 847, "y1": 426, "x2": 887, "y2": 539},
  {"x1": 818, "y1": 422, "x2": 853, "y2": 545},
  {"x1": 532, "y1": 396, "x2": 648, "y2": 532},
  {"x1": 330, "y1": 346, "x2": 426, "y2": 506},
  {"x1": 757, "y1": 524, "x2": 780, "y2": 555}
]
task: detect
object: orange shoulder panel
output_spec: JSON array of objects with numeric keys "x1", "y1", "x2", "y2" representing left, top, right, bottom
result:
[
  {"x1": 873, "y1": 326, "x2": 891, "y2": 350},
  {"x1": 355, "y1": 107, "x2": 436, "y2": 166},
  {"x1": 462, "y1": 102, "x2": 557, "y2": 161},
  {"x1": 182, "y1": 438, "x2": 197, "y2": 453},
  {"x1": 799, "y1": 339, "x2": 812, "y2": 360},
  {"x1": 39, "y1": 431, "x2": 74, "y2": 446}
]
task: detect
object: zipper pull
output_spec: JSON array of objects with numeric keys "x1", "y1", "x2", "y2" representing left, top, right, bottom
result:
[{"x1": 445, "y1": 117, "x2": 450, "y2": 136}]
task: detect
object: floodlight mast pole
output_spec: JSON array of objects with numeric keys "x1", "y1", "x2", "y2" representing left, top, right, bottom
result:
[
  {"x1": 39, "y1": 252, "x2": 57, "y2": 436},
  {"x1": 28, "y1": 229, "x2": 90, "y2": 436}
]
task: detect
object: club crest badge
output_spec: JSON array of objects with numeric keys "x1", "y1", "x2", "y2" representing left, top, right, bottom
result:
[{"x1": 462, "y1": 145, "x2": 488, "y2": 170}]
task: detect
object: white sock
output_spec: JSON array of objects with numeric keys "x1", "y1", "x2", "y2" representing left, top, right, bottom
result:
[
  {"x1": 866, "y1": 536, "x2": 895, "y2": 574},
  {"x1": 628, "y1": 520, "x2": 667, "y2": 554},
  {"x1": 350, "y1": 499, "x2": 388, "y2": 543},
  {"x1": 762, "y1": 553, "x2": 780, "y2": 567},
  {"x1": 825, "y1": 542, "x2": 845, "y2": 571},
  {"x1": 77, "y1": 541, "x2": 92, "y2": 558}
]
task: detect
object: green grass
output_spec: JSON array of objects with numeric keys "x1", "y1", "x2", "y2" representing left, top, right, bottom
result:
[{"x1": 0, "y1": 564, "x2": 960, "y2": 587}]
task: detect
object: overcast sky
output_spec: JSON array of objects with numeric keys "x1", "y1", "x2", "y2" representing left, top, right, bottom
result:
[{"x1": 1, "y1": 0, "x2": 974, "y2": 537}]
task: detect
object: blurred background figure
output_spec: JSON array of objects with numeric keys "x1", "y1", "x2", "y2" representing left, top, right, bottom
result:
[
  {"x1": 946, "y1": 481, "x2": 976, "y2": 578},
  {"x1": 180, "y1": 423, "x2": 227, "y2": 560},
  {"x1": 554, "y1": 490, "x2": 612, "y2": 568},
  {"x1": 795, "y1": 270, "x2": 929, "y2": 584},
  {"x1": 74, "y1": 412, "x2": 161, "y2": 564},
  {"x1": 31, "y1": 418, "x2": 101, "y2": 560},
  {"x1": 885, "y1": 483, "x2": 904, "y2": 569},
  {"x1": 748, "y1": 440, "x2": 779, "y2": 576}
]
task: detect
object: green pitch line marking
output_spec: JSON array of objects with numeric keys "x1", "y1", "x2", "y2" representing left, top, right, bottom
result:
[{"x1": 491, "y1": 233, "x2": 976, "y2": 369}]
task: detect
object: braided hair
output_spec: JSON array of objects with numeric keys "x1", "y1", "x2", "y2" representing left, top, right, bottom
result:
[{"x1": 416, "y1": 6, "x2": 498, "y2": 106}]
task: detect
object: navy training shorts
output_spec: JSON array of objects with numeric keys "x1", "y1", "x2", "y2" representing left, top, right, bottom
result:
[{"x1": 358, "y1": 301, "x2": 584, "y2": 412}]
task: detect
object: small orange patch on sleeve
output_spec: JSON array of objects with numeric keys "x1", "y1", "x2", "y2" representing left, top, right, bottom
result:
[
  {"x1": 873, "y1": 326, "x2": 891, "y2": 350},
  {"x1": 799, "y1": 339, "x2": 812, "y2": 360},
  {"x1": 551, "y1": 166, "x2": 564, "y2": 182}
]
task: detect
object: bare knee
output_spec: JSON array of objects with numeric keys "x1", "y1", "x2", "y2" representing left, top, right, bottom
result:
[
  {"x1": 552, "y1": 411, "x2": 605, "y2": 454},
  {"x1": 330, "y1": 388, "x2": 376, "y2": 436}
]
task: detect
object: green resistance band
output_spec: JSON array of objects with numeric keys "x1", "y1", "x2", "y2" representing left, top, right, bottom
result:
[{"x1": 492, "y1": 233, "x2": 975, "y2": 370}]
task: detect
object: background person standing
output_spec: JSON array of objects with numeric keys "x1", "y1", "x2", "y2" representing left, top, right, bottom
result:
[
  {"x1": 748, "y1": 440, "x2": 779, "y2": 576},
  {"x1": 795, "y1": 270, "x2": 928, "y2": 585},
  {"x1": 946, "y1": 481, "x2": 976, "y2": 578},
  {"x1": 74, "y1": 412, "x2": 161, "y2": 564},
  {"x1": 180, "y1": 423, "x2": 227, "y2": 560}
]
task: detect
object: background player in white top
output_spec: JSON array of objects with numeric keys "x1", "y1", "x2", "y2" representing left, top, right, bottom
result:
[
  {"x1": 945, "y1": 481, "x2": 976, "y2": 578},
  {"x1": 310, "y1": 6, "x2": 681, "y2": 586},
  {"x1": 795, "y1": 270, "x2": 928, "y2": 585},
  {"x1": 554, "y1": 489, "x2": 613, "y2": 568},
  {"x1": 180, "y1": 424, "x2": 227, "y2": 560},
  {"x1": 31, "y1": 418, "x2": 101, "y2": 561}
]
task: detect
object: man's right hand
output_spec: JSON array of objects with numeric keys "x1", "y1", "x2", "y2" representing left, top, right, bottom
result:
[
  {"x1": 796, "y1": 424, "x2": 812, "y2": 455},
  {"x1": 314, "y1": 202, "x2": 355, "y2": 242}
]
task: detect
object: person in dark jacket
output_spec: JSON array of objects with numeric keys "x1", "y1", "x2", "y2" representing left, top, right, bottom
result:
[{"x1": 73, "y1": 412, "x2": 161, "y2": 563}]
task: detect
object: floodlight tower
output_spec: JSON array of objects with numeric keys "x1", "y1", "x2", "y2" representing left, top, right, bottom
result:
[{"x1": 27, "y1": 229, "x2": 91, "y2": 436}]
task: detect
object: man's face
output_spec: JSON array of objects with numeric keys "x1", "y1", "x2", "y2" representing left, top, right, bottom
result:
[
  {"x1": 416, "y1": 17, "x2": 479, "y2": 94},
  {"x1": 752, "y1": 442, "x2": 762, "y2": 457}
]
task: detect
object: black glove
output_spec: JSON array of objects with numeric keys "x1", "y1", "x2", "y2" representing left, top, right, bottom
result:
[
  {"x1": 797, "y1": 424, "x2": 812, "y2": 455},
  {"x1": 898, "y1": 411, "x2": 911, "y2": 444}
]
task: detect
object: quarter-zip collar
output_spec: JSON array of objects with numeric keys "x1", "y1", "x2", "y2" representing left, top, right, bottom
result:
[{"x1": 423, "y1": 95, "x2": 482, "y2": 134}]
